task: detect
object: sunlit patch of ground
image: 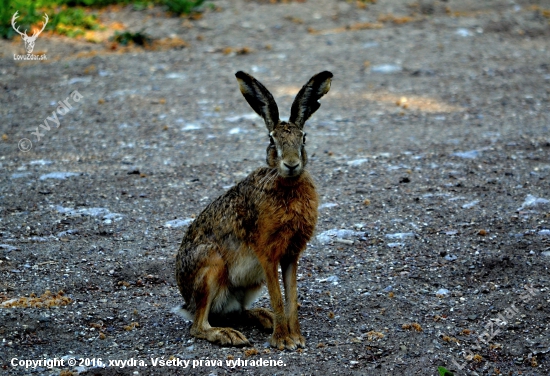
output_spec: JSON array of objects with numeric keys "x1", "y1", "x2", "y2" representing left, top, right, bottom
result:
[
  {"x1": 272, "y1": 86, "x2": 463, "y2": 113},
  {"x1": 362, "y1": 91, "x2": 464, "y2": 113},
  {"x1": 308, "y1": 22, "x2": 384, "y2": 35}
]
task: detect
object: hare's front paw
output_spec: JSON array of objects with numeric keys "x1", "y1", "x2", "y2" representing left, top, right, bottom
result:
[
  {"x1": 269, "y1": 330, "x2": 304, "y2": 351},
  {"x1": 203, "y1": 327, "x2": 250, "y2": 347}
]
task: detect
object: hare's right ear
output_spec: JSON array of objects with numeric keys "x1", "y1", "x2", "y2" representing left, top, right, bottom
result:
[
  {"x1": 289, "y1": 71, "x2": 333, "y2": 129},
  {"x1": 235, "y1": 71, "x2": 280, "y2": 132}
]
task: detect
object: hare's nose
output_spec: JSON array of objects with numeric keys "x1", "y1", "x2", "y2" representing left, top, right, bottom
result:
[{"x1": 284, "y1": 162, "x2": 299, "y2": 171}]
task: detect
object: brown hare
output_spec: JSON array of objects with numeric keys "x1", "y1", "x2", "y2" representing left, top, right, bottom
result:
[{"x1": 174, "y1": 71, "x2": 333, "y2": 350}]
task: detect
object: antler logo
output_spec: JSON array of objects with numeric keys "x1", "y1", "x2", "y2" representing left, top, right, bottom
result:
[{"x1": 12, "y1": 11, "x2": 48, "y2": 54}]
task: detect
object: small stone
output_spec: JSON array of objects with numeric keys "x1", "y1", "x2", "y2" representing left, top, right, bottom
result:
[{"x1": 38, "y1": 314, "x2": 51, "y2": 322}]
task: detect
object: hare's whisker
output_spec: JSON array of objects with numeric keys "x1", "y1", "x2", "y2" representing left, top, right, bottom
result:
[{"x1": 258, "y1": 168, "x2": 277, "y2": 189}]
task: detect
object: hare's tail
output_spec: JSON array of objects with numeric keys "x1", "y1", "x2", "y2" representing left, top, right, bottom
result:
[{"x1": 171, "y1": 304, "x2": 194, "y2": 321}]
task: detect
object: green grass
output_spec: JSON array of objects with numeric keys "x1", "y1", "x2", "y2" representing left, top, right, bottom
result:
[
  {"x1": 438, "y1": 366, "x2": 455, "y2": 376},
  {"x1": 53, "y1": 8, "x2": 101, "y2": 37},
  {"x1": 163, "y1": 0, "x2": 204, "y2": 15},
  {"x1": 1, "y1": 0, "x2": 207, "y2": 39},
  {"x1": 0, "y1": 0, "x2": 42, "y2": 39}
]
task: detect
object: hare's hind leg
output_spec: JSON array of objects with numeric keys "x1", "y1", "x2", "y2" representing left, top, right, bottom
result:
[
  {"x1": 189, "y1": 254, "x2": 250, "y2": 347},
  {"x1": 245, "y1": 308, "x2": 274, "y2": 330},
  {"x1": 241, "y1": 285, "x2": 274, "y2": 330}
]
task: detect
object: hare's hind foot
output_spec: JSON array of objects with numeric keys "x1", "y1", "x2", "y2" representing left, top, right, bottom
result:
[
  {"x1": 191, "y1": 326, "x2": 250, "y2": 347},
  {"x1": 245, "y1": 308, "x2": 274, "y2": 330}
]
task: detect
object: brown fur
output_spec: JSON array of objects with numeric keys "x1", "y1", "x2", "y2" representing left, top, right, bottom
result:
[{"x1": 175, "y1": 71, "x2": 332, "y2": 350}]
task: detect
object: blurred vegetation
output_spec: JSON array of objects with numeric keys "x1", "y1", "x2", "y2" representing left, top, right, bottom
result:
[
  {"x1": 111, "y1": 29, "x2": 151, "y2": 45},
  {"x1": 163, "y1": 0, "x2": 203, "y2": 15},
  {"x1": 1, "y1": 0, "x2": 206, "y2": 39}
]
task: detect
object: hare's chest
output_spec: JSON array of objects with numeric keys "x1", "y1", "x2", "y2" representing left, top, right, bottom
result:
[{"x1": 264, "y1": 191, "x2": 318, "y2": 233}]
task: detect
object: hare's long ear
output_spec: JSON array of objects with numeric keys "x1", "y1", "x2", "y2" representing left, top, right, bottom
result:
[
  {"x1": 289, "y1": 71, "x2": 333, "y2": 129},
  {"x1": 235, "y1": 71, "x2": 280, "y2": 132}
]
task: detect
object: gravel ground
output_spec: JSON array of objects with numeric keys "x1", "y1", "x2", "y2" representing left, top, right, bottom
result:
[{"x1": 1, "y1": 0, "x2": 550, "y2": 375}]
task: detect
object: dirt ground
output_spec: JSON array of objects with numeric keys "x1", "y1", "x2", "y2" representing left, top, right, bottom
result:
[{"x1": 1, "y1": 0, "x2": 550, "y2": 374}]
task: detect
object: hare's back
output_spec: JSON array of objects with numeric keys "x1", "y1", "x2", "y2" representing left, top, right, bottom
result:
[{"x1": 181, "y1": 168, "x2": 272, "y2": 246}]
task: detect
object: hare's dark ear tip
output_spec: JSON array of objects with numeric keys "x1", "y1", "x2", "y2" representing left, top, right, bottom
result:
[
  {"x1": 318, "y1": 71, "x2": 333, "y2": 79},
  {"x1": 235, "y1": 71, "x2": 248, "y2": 79}
]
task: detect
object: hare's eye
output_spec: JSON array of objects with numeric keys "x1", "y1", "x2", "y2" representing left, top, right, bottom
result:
[
  {"x1": 302, "y1": 133, "x2": 307, "y2": 145},
  {"x1": 269, "y1": 136, "x2": 275, "y2": 145}
]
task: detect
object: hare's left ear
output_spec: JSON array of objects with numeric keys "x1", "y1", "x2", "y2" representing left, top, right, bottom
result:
[
  {"x1": 235, "y1": 71, "x2": 280, "y2": 132},
  {"x1": 289, "y1": 71, "x2": 333, "y2": 129}
]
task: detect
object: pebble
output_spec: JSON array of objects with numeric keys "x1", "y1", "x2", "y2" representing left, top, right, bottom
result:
[
  {"x1": 346, "y1": 159, "x2": 369, "y2": 166},
  {"x1": 68, "y1": 76, "x2": 92, "y2": 85},
  {"x1": 335, "y1": 238, "x2": 354, "y2": 245},
  {"x1": 385, "y1": 232, "x2": 415, "y2": 240},
  {"x1": 462, "y1": 200, "x2": 480, "y2": 209},
  {"x1": 11, "y1": 172, "x2": 32, "y2": 179},
  {"x1": 228, "y1": 127, "x2": 246, "y2": 135},
  {"x1": 40, "y1": 172, "x2": 81, "y2": 180},
  {"x1": 444, "y1": 254, "x2": 458, "y2": 261},
  {"x1": 387, "y1": 242, "x2": 404, "y2": 248},
  {"x1": 456, "y1": 28, "x2": 473, "y2": 37},
  {"x1": 363, "y1": 42, "x2": 379, "y2": 49},
  {"x1": 30, "y1": 159, "x2": 53, "y2": 165},
  {"x1": 225, "y1": 113, "x2": 259, "y2": 123},
  {"x1": 452, "y1": 150, "x2": 481, "y2": 159},
  {"x1": 165, "y1": 72, "x2": 186, "y2": 79},
  {"x1": 0, "y1": 244, "x2": 19, "y2": 252},
  {"x1": 519, "y1": 194, "x2": 549, "y2": 210},
  {"x1": 181, "y1": 124, "x2": 201, "y2": 131},
  {"x1": 322, "y1": 275, "x2": 339, "y2": 283},
  {"x1": 38, "y1": 314, "x2": 51, "y2": 322},
  {"x1": 319, "y1": 202, "x2": 338, "y2": 209},
  {"x1": 164, "y1": 218, "x2": 194, "y2": 228},
  {"x1": 316, "y1": 229, "x2": 364, "y2": 244},
  {"x1": 371, "y1": 64, "x2": 402, "y2": 74}
]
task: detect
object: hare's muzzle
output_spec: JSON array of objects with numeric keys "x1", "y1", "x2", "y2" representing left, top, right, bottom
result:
[{"x1": 280, "y1": 159, "x2": 302, "y2": 177}]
